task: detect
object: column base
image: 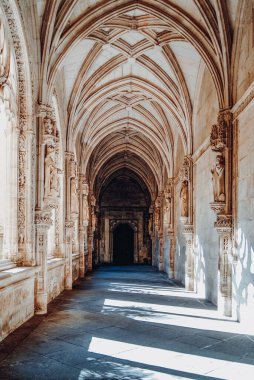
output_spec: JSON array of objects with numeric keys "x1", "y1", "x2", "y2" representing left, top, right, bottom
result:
[
  {"x1": 218, "y1": 294, "x2": 232, "y2": 317},
  {"x1": 185, "y1": 276, "x2": 194, "y2": 291},
  {"x1": 35, "y1": 292, "x2": 47, "y2": 315}
]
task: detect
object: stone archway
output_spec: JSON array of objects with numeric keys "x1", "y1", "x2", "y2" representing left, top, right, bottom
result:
[{"x1": 113, "y1": 223, "x2": 134, "y2": 265}]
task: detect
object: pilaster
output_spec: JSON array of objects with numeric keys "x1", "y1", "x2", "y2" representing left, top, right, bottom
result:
[
  {"x1": 210, "y1": 110, "x2": 233, "y2": 317},
  {"x1": 64, "y1": 220, "x2": 74, "y2": 289},
  {"x1": 34, "y1": 210, "x2": 52, "y2": 314},
  {"x1": 180, "y1": 156, "x2": 195, "y2": 291},
  {"x1": 182, "y1": 225, "x2": 195, "y2": 291}
]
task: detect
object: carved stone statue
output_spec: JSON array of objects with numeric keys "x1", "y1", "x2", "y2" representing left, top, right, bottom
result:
[
  {"x1": 180, "y1": 181, "x2": 188, "y2": 218},
  {"x1": 71, "y1": 177, "x2": 79, "y2": 215},
  {"x1": 211, "y1": 154, "x2": 225, "y2": 202},
  {"x1": 44, "y1": 144, "x2": 60, "y2": 199}
]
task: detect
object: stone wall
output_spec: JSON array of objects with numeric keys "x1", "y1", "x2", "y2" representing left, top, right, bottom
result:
[
  {"x1": 0, "y1": 268, "x2": 34, "y2": 341},
  {"x1": 235, "y1": 100, "x2": 254, "y2": 323},
  {"x1": 193, "y1": 149, "x2": 218, "y2": 303},
  {"x1": 47, "y1": 260, "x2": 65, "y2": 303},
  {"x1": 72, "y1": 255, "x2": 80, "y2": 283}
]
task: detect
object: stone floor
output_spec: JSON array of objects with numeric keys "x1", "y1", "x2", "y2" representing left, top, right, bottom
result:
[{"x1": 1, "y1": 265, "x2": 254, "y2": 380}]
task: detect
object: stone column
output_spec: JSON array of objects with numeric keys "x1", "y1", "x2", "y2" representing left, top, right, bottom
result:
[
  {"x1": 65, "y1": 221, "x2": 74, "y2": 289},
  {"x1": 6, "y1": 123, "x2": 19, "y2": 263},
  {"x1": 164, "y1": 178, "x2": 175, "y2": 277},
  {"x1": 64, "y1": 152, "x2": 77, "y2": 288},
  {"x1": 154, "y1": 195, "x2": 163, "y2": 270},
  {"x1": 168, "y1": 231, "x2": 175, "y2": 278},
  {"x1": 87, "y1": 228, "x2": 93, "y2": 271},
  {"x1": 34, "y1": 210, "x2": 52, "y2": 314},
  {"x1": 210, "y1": 110, "x2": 233, "y2": 317},
  {"x1": 183, "y1": 225, "x2": 194, "y2": 291},
  {"x1": 215, "y1": 217, "x2": 232, "y2": 316},
  {"x1": 180, "y1": 156, "x2": 195, "y2": 290},
  {"x1": 24, "y1": 129, "x2": 36, "y2": 265},
  {"x1": 79, "y1": 174, "x2": 88, "y2": 277}
]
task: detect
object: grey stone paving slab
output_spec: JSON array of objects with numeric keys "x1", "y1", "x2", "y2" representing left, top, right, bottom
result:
[{"x1": 1, "y1": 264, "x2": 254, "y2": 379}]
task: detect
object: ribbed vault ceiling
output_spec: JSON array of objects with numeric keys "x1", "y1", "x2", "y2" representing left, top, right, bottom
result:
[{"x1": 38, "y1": 0, "x2": 235, "y2": 197}]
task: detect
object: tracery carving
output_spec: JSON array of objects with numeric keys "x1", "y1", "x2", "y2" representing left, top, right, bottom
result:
[{"x1": 1, "y1": 0, "x2": 29, "y2": 255}]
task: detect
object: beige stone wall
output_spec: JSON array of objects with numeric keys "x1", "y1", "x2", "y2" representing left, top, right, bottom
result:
[
  {"x1": 235, "y1": 100, "x2": 254, "y2": 323},
  {"x1": 235, "y1": 0, "x2": 254, "y2": 102},
  {"x1": 193, "y1": 65, "x2": 219, "y2": 152},
  {"x1": 193, "y1": 149, "x2": 218, "y2": 303},
  {"x1": 0, "y1": 269, "x2": 34, "y2": 341},
  {"x1": 72, "y1": 255, "x2": 80, "y2": 283},
  {"x1": 47, "y1": 260, "x2": 65, "y2": 303},
  {"x1": 191, "y1": 63, "x2": 220, "y2": 304}
]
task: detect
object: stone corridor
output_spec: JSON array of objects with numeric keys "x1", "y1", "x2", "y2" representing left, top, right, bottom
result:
[{"x1": 1, "y1": 266, "x2": 254, "y2": 380}]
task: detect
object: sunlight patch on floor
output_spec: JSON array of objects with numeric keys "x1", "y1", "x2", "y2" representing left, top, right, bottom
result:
[
  {"x1": 87, "y1": 337, "x2": 254, "y2": 380},
  {"x1": 108, "y1": 282, "x2": 204, "y2": 298},
  {"x1": 101, "y1": 299, "x2": 245, "y2": 334}
]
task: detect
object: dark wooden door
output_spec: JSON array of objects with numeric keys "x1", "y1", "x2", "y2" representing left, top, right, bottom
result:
[{"x1": 113, "y1": 224, "x2": 134, "y2": 265}]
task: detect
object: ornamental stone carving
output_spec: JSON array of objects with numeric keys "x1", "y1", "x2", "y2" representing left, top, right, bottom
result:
[
  {"x1": 211, "y1": 154, "x2": 225, "y2": 202},
  {"x1": 44, "y1": 144, "x2": 60, "y2": 200},
  {"x1": 179, "y1": 156, "x2": 191, "y2": 183},
  {"x1": 210, "y1": 111, "x2": 231, "y2": 151},
  {"x1": 180, "y1": 181, "x2": 188, "y2": 219},
  {"x1": 43, "y1": 116, "x2": 55, "y2": 139},
  {"x1": 71, "y1": 177, "x2": 79, "y2": 216},
  {"x1": 154, "y1": 196, "x2": 162, "y2": 232}
]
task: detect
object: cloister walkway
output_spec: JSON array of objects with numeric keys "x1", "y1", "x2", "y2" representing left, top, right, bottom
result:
[{"x1": 1, "y1": 265, "x2": 254, "y2": 379}]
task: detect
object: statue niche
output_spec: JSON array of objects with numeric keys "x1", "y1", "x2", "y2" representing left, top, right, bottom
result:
[
  {"x1": 44, "y1": 144, "x2": 60, "y2": 199},
  {"x1": 180, "y1": 181, "x2": 188, "y2": 218},
  {"x1": 211, "y1": 154, "x2": 225, "y2": 202}
]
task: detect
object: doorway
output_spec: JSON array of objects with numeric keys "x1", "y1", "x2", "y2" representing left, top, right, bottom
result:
[{"x1": 113, "y1": 224, "x2": 134, "y2": 265}]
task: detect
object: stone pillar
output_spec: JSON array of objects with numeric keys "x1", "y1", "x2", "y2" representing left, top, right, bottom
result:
[
  {"x1": 168, "y1": 231, "x2": 175, "y2": 278},
  {"x1": 180, "y1": 156, "x2": 195, "y2": 291},
  {"x1": 34, "y1": 210, "x2": 52, "y2": 314},
  {"x1": 154, "y1": 194, "x2": 163, "y2": 270},
  {"x1": 209, "y1": 110, "x2": 233, "y2": 317},
  {"x1": 6, "y1": 124, "x2": 19, "y2": 263},
  {"x1": 87, "y1": 229, "x2": 93, "y2": 271},
  {"x1": 215, "y1": 217, "x2": 232, "y2": 316},
  {"x1": 64, "y1": 152, "x2": 77, "y2": 287},
  {"x1": 79, "y1": 226, "x2": 85, "y2": 278},
  {"x1": 164, "y1": 178, "x2": 175, "y2": 277},
  {"x1": 79, "y1": 174, "x2": 89, "y2": 277},
  {"x1": 183, "y1": 225, "x2": 195, "y2": 291},
  {"x1": 65, "y1": 221, "x2": 74, "y2": 289},
  {"x1": 24, "y1": 129, "x2": 36, "y2": 265}
]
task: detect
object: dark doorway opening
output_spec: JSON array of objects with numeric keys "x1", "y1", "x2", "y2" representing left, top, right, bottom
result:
[{"x1": 113, "y1": 224, "x2": 134, "y2": 265}]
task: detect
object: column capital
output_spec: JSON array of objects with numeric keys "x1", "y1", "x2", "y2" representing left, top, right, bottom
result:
[
  {"x1": 34, "y1": 210, "x2": 52, "y2": 228},
  {"x1": 214, "y1": 215, "x2": 232, "y2": 235}
]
